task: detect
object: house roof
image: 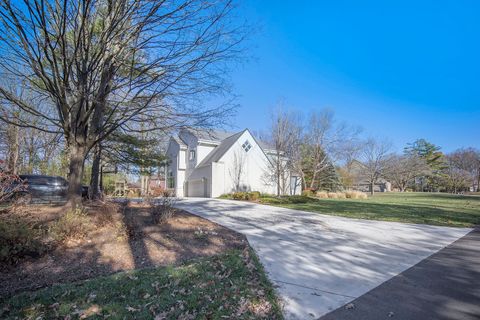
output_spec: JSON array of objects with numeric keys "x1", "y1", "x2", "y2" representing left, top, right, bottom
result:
[
  {"x1": 185, "y1": 128, "x2": 275, "y2": 149},
  {"x1": 171, "y1": 136, "x2": 186, "y2": 147},
  {"x1": 196, "y1": 130, "x2": 246, "y2": 167},
  {"x1": 184, "y1": 128, "x2": 237, "y2": 143}
]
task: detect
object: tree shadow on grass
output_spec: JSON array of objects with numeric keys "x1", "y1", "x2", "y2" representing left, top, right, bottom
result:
[
  {"x1": 0, "y1": 201, "x2": 246, "y2": 299},
  {"x1": 281, "y1": 199, "x2": 480, "y2": 227}
]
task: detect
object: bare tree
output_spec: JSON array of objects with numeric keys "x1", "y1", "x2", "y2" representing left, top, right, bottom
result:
[
  {"x1": 443, "y1": 154, "x2": 471, "y2": 193},
  {"x1": 0, "y1": 0, "x2": 247, "y2": 203},
  {"x1": 359, "y1": 138, "x2": 392, "y2": 195},
  {"x1": 229, "y1": 150, "x2": 245, "y2": 192},
  {"x1": 384, "y1": 154, "x2": 429, "y2": 192},
  {"x1": 264, "y1": 106, "x2": 302, "y2": 196},
  {"x1": 448, "y1": 148, "x2": 480, "y2": 192},
  {"x1": 300, "y1": 109, "x2": 361, "y2": 190}
]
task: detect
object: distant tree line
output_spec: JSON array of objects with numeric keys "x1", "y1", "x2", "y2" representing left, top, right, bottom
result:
[{"x1": 263, "y1": 104, "x2": 479, "y2": 195}]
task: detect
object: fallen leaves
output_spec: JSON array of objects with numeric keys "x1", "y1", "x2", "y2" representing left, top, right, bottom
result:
[
  {"x1": 345, "y1": 303, "x2": 355, "y2": 310},
  {"x1": 126, "y1": 305, "x2": 139, "y2": 312}
]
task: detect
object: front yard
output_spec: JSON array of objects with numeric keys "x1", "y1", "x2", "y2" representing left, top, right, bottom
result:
[
  {"x1": 0, "y1": 201, "x2": 282, "y2": 319},
  {"x1": 0, "y1": 249, "x2": 281, "y2": 319},
  {"x1": 259, "y1": 193, "x2": 480, "y2": 227}
]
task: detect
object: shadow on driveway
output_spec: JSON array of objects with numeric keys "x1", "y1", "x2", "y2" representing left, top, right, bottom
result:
[{"x1": 320, "y1": 228, "x2": 480, "y2": 320}]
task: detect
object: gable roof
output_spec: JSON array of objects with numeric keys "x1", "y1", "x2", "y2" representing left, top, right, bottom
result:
[
  {"x1": 196, "y1": 130, "x2": 246, "y2": 167},
  {"x1": 184, "y1": 128, "x2": 237, "y2": 144}
]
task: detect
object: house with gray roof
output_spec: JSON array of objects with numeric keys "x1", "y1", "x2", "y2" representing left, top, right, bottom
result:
[{"x1": 166, "y1": 128, "x2": 301, "y2": 197}]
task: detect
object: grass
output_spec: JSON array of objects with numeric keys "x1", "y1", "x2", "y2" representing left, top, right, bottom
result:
[
  {"x1": 0, "y1": 249, "x2": 282, "y2": 320},
  {"x1": 258, "y1": 193, "x2": 480, "y2": 227}
]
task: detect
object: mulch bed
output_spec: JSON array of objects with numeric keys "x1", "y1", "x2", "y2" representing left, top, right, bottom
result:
[{"x1": 0, "y1": 202, "x2": 247, "y2": 298}]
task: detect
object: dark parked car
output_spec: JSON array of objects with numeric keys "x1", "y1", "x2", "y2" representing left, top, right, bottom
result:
[
  {"x1": 82, "y1": 185, "x2": 89, "y2": 199},
  {"x1": 17, "y1": 175, "x2": 68, "y2": 204}
]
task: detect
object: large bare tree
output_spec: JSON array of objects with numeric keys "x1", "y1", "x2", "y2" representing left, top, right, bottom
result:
[
  {"x1": 263, "y1": 107, "x2": 302, "y2": 196},
  {"x1": 0, "y1": 0, "x2": 246, "y2": 202},
  {"x1": 359, "y1": 138, "x2": 392, "y2": 195},
  {"x1": 448, "y1": 148, "x2": 480, "y2": 192},
  {"x1": 300, "y1": 109, "x2": 361, "y2": 190},
  {"x1": 384, "y1": 154, "x2": 429, "y2": 192}
]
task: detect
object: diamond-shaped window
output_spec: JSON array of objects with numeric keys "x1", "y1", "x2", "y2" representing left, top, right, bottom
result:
[{"x1": 242, "y1": 140, "x2": 252, "y2": 152}]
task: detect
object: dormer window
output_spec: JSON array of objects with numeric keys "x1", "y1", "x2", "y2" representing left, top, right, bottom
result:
[
  {"x1": 242, "y1": 140, "x2": 252, "y2": 152},
  {"x1": 189, "y1": 150, "x2": 196, "y2": 160}
]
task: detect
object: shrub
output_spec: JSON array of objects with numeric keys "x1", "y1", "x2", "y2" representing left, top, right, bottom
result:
[
  {"x1": 302, "y1": 189, "x2": 315, "y2": 197},
  {"x1": 358, "y1": 192, "x2": 368, "y2": 199},
  {"x1": 315, "y1": 191, "x2": 328, "y2": 199},
  {"x1": 345, "y1": 190, "x2": 368, "y2": 199},
  {"x1": 148, "y1": 193, "x2": 177, "y2": 224},
  {"x1": 231, "y1": 192, "x2": 246, "y2": 200},
  {"x1": 286, "y1": 195, "x2": 310, "y2": 203},
  {"x1": 149, "y1": 186, "x2": 165, "y2": 197},
  {"x1": 248, "y1": 191, "x2": 261, "y2": 201},
  {"x1": 0, "y1": 209, "x2": 47, "y2": 265},
  {"x1": 49, "y1": 207, "x2": 91, "y2": 243},
  {"x1": 88, "y1": 200, "x2": 120, "y2": 227},
  {"x1": 327, "y1": 192, "x2": 338, "y2": 199},
  {"x1": 0, "y1": 166, "x2": 27, "y2": 204},
  {"x1": 258, "y1": 197, "x2": 283, "y2": 205},
  {"x1": 336, "y1": 192, "x2": 346, "y2": 199}
]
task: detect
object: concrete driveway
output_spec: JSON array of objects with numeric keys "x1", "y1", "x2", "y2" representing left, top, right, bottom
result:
[{"x1": 175, "y1": 198, "x2": 471, "y2": 319}]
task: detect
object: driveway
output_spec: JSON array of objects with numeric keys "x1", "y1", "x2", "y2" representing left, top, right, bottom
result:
[{"x1": 175, "y1": 198, "x2": 472, "y2": 319}]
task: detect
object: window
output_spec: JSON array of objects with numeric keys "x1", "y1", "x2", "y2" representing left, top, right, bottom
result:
[
  {"x1": 242, "y1": 140, "x2": 252, "y2": 152},
  {"x1": 167, "y1": 171, "x2": 175, "y2": 189},
  {"x1": 189, "y1": 150, "x2": 196, "y2": 160}
]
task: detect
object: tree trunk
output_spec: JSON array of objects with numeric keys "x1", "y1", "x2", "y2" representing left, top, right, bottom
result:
[
  {"x1": 370, "y1": 182, "x2": 375, "y2": 195},
  {"x1": 89, "y1": 143, "x2": 102, "y2": 200},
  {"x1": 67, "y1": 144, "x2": 87, "y2": 206},
  {"x1": 6, "y1": 123, "x2": 19, "y2": 174},
  {"x1": 309, "y1": 171, "x2": 317, "y2": 190},
  {"x1": 477, "y1": 171, "x2": 480, "y2": 192},
  {"x1": 276, "y1": 153, "x2": 281, "y2": 196}
]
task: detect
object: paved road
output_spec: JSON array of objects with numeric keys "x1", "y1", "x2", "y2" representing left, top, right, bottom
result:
[
  {"x1": 320, "y1": 228, "x2": 480, "y2": 320},
  {"x1": 175, "y1": 198, "x2": 471, "y2": 320}
]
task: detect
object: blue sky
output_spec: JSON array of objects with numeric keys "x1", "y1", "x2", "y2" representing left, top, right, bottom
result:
[{"x1": 228, "y1": 0, "x2": 479, "y2": 152}]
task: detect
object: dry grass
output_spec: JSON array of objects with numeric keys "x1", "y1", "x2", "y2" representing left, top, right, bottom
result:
[
  {"x1": 0, "y1": 207, "x2": 48, "y2": 265},
  {"x1": 315, "y1": 191, "x2": 328, "y2": 198},
  {"x1": 345, "y1": 190, "x2": 368, "y2": 199},
  {"x1": 315, "y1": 191, "x2": 366, "y2": 199},
  {"x1": 48, "y1": 207, "x2": 92, "y2": 243}
]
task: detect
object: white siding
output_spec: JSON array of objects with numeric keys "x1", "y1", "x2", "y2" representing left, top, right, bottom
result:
[
  {"x1": 169, "y1": 129, "x2": 302, "y2": 198},
  {"x1": 213, "y1": 130, "x2": 276, "y2": 197},
  {"x1": 178, "y1": 150, "x2": 186, "y2": 170},
  {"x1": 166, "y1": 139, "x2": 186, "y2": 197},
  {"x1": 197, "y1": 144, "x2": 216, "y2": 164}
]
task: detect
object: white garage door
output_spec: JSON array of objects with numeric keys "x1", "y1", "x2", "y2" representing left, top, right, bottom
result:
[{"x1": 187, "y1": 179, "x2": 208, "y2": 197}]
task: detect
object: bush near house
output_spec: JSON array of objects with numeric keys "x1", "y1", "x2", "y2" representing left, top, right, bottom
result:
[{"x1": 220, "y1": 191, "x2": 262, "y2": 201}]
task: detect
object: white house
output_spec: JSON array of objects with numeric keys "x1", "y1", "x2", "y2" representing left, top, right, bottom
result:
[{"x1": 166, "y1": 128, "x2": 301, "y2": 197}]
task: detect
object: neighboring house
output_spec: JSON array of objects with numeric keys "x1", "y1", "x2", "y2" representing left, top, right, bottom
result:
[
  {"x1": 347, "y1": 160, "x2": 392, "y2": 193},
  {"x1": 166, "y1": 128, "x2": 301, "y2": 197}
]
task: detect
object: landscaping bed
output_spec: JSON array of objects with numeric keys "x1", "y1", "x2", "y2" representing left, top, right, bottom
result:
[{"x1": 0, "y1": 201, "x2": 247, "y2": 298}]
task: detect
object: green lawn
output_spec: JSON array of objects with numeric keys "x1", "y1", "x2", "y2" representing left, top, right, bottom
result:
[
  {"x1": 260, "y1": 193, "x2": 480, "y2": 227},
  {"x1": 0, "y1": 249, "x2": 282, "y2": 320}
]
